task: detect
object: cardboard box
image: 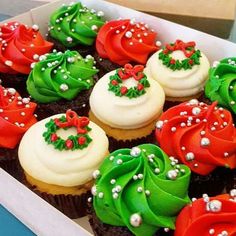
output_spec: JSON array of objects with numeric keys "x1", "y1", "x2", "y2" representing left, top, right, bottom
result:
[
  {"x1": 1, "y1": 0, "x2": 236, "y2": 235},
  {"x1": 105, "y1": 0, "x2": 236, "y2": 38}
]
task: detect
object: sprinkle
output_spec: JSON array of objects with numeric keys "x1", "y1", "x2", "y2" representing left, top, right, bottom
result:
[
  {"x1": 66, "y1": 36, "x2": 73, "y2": 43},
  {"x1": 20, "y1": 112, "x2": 25, "y2": 116},
  {"x1": 130, "y1": 213, "x2": 142, "y2": 227},
  {"x1": 97, "y1": 11, "x2": 104, "y2": 17},
  {"x1": 92, "y1": 170, "x2": 100, "y2": 179},
  {"x1": 91, "y1": 25, "x2": 98, "y2": 31},
  {"x1": 110, "y1": 179, "x2": 116, "y2": 184},
  {"x1": 186, "y1": 152, "x2": 195, "y2": 161},
  {"x1": 116, "y1": 30, "x2": 120, "y2": 34},
  {"x1": 224, "y1": 152, "x2": 229, "y2": 157},
  {"x1": 145, "y1": 190, "x2": 150, "y2": 196},
  {"x1": 192, "y1": 107, "x2": 201, "y2": 115},
  {"x1": 137, "y1": 187, "x2": 143, "y2": 192},
  {"x1": 171, "y1": 127, "x2": 176, "y2": 132},
  {"x1": 32, "y1": 24, "x2": 39, "y2": 31},
  {"x1": 60, "y1": 83, "x2": 69, "y2": 91},
  {"x1": 209, "y1": 229, "x2": 215, "y2": 235},
  {"x1": 91, "y1": 185, "x2": 97, "y2": 196},
  {"x1": 113, "y1": 193, "x2": 118, "y2": 199},
  {"x1": 167, "y1": 170, "x2": 178, "y2": 180},
  {"x1": 156, "y1": 41, "x2": 162, "y2": 47},
  {"x1": 200, "y1": 131, "x2": 206, "y2": 136},
  {"x1": 125, "y1": 31, "x2": 132, "y2": 38},
  {"x1": 98, "y1": 192, "x2": 104, "y2": 198},
  {"x1": 156, "y1": 120, "x2": 164, "y2": 129},
  {"x1": 201, "y1": 137, "x2": 210, "y2": 147},
  {"x1": 206, "y1": 200, "x2": 222, "y2": 212},
  {"x1": 117, "y1": 159, "x2": 123, "y2": 164},
  {"x1": 5, "y1": 60, "x2": 13, "y2": 67},
  {"x1": 130, "y1": 147, "x2": 141, "y2": 157}
]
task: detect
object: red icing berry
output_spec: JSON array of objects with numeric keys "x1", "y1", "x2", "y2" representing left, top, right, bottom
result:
[
  {"x1": 66, "y1": 139, "x2": 73, "y2": 149},
  {"x1": 163, "y1": 49, "x2": 169, "y2": 54},
  {"x1": 137, "y1": 84, "x2": 144, "y2": 91},
  {"x1": 189, "y1": 59, "x2": 193, "y2": 65},
  {"x1": 78, "y1": 136, "x2": 86, "y2": 145},
  {"x1": 111, "y1": 80, "x2": 118, "y2": 86},
  {"x1": 120, "y1": 86, "x2": 128, "y2": 95},
  {"x1": 50, "y1": 133, "x2": 58, "y2": 142},
  {"x1": 170, "y1": 59, "x2": 176, "y2": 64}
]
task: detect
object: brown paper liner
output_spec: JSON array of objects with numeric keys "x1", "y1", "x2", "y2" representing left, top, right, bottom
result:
[
  {"x1": 87, "y1": 201, "x2": 174, "y2": 236},
  {"x1": 47, "y1": 34, "x2": 95, "y2": 57}
]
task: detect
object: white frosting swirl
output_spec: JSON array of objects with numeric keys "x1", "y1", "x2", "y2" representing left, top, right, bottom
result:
[
  {"x1": 89, "y1": 70, "x2": 165, "y2": 129},
  {"x1": 18, "y1": 114, "x2": 109, "y2": 187},
  {"x1": 145, "y1": 50, "x2": 210, "y2": 97}
]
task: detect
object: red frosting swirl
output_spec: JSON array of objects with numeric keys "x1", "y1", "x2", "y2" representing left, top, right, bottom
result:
[
  {"x1": 0, "y1": 86, "x2": 37, "y2": 149},
  {"x1": 155, "y1": 99, "x2": 236, "y2": 175},
  {"x1": 0, "y1": 21, "x2": 53, "y2": 74},
  {"x1": 175, "y1": 193, "x2": 236, "y2": 236},
  {"x1": 96, "y1": 19, "x2": 158, "y2": 65}
]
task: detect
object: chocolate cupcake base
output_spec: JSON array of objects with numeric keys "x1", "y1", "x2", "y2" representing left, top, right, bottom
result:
[
  {"x1": 87, "y1": 201, "x2": 173, "y2": 236},
  {"x1": 225, "y1": 169, "x2": 236, "y2": 192},
  {"x1": 47, "y1": 35, "x2": 95, "y2": 58}
]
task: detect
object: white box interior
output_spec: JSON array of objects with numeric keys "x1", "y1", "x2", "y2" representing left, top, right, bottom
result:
[{"x1": 1, "y1": 0, "x2": 236, "y2": 235}]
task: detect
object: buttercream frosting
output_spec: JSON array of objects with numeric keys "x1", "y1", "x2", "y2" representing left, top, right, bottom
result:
[
  {"x1": 18, "y1": 112, "x2": 109, "y2": 187},
  {"x1": 27, "y1": 50, "x2": 98, "y2": 103},
  {"x1": 93, "y1": 144, "x2": 191, "y2": 236},
  {"x1": 145, "y1": 40, "x2": 210, "y2": 97},
  {"x1": 155, "y1": 99, "x2": 236, "y2": 175},
  {"x1": 96, "y1": 19, "x2": 159, "y2": 65},
  {"x1": 89, "y1": 67, "x2": 165, "y2": 129},
  {"x1": 205, "y1": 58, "x2": 236, "y2": 114},
  {"x1": 0, "y1": 86, "x2": 37, "y2": 149},
  {"x1": 0, "y1": 21, "x2": 53, "y2": 74},
  {"x1": 48, "y1": 2, "x2": 105, "y2": 47}
]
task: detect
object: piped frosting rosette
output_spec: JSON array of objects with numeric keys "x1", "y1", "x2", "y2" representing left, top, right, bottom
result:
[
  {"x1": 145, "y1": 40, "x2": 210, "y2": 98},
  {"x1": 96, "y1": 19, "x2": 159, "y2": 65},
  {"x1": 155, "y1": 99, "x2": 236, "y2": 175},
  {"x1": 0, "y1": 86, "x2": 37, "y2": 149},
  {"x1": 48, "y1": 2, "x2": 105, "y2": 47},
  {"x1": 175, "y1": 191, "x2": 236, "y2": 236},
  {"x1": 205, "y1": 58, "x2": 236, "y2": 114},
  {"x1": 0, "y1": 21, "x2": 53, "y2": 74},
  {"x1": 18, "y1": 110, "x2": 108, "y2": 187},
  {"x1": 27, "y1": 50, "x2": 98, "y2": 103},
  {"x1": 92, "y1": 144, "x2": 191, "y2": 236}
]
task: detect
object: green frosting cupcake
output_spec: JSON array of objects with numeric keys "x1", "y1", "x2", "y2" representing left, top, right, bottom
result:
[
  {"x1": 205, "y1": 58, "x2": 236, "y2": 114},
  {"x1": 48, "y1": 2, "x2": 105, "y2": 47},
  {"x1": 27, "y1": 50, "x2": 98, "y2": 103},
  {"x1": 92, "y1": 144, "x2": 191, "y2": 236}
]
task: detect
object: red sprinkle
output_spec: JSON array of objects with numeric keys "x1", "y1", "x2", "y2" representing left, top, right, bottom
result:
[
  {"x1": 170, "y1": 59, "x2": 176, "y2": 64},
  {"x1": 111, "y1": 80, "x2": 118, "y2": 86},
  {"x1": 137, "y1": 84, "x2": 144, "y2": 91},
  {"x1": 50, "y1": 133, "x2": 58, "y2": 142},
  {"x1": 66, "y1": 139, "x2": 73, "y2": 149},
  {"x1": 120, "y1": 86, "x2": 128, "y2": 95},
  {"x1": 163, "y1": 49, "x2": 169, "y2": 54},
  {"x1": 189, "y1": 59, "x2": 193, "y2": 65},
  {"x1": 78, "y1": 136, "x2": 86, "y2": 145}
]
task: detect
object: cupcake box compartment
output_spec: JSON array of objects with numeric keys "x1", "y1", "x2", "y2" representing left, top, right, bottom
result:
[{"x1": 1, "y1": 0, "x2": 236, "y2": 235}]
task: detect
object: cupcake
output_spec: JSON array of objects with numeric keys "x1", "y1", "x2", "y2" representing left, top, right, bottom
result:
[
  {"x1": 0, "y1": 21, "x2": 53, "y2": 94},
  {"x1": 205, "y1": 58, "x2": 236, "y2": 116},
  {"x1": 0, "y1": 85, "x2": 37, "y2": 178},
  {"x1": 145, "y1": 40, "x2": 210, "y2": 109},
  {"x1": 88, "y1": 144, "x2": 191, "y2": 236},
  {"x1": 175, "y1": 191, "x2": 236, "y2": 236},
  {"x1": 26, "y1": 50, "x2": 98, "y2": 120},
  {"x1": 89, "y1": 64, "x2": 165, "y2": 151},
  {"x1": 18, "y1": 109, "x2": 109, "y2": 218},
  {"x1": 155, "y1": 99, "x2": 236, "y2": 198},
  {"x1": 47, "y1": 1, "x2": 105, "y2": 57},
  {"x1": 94, "y1": 19, "x2": 160, "y2": 76}
]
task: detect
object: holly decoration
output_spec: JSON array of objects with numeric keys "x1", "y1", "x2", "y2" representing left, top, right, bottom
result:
[
  {"x1": 108, "y1": 64, "x2": 150, "y2": 98},
  {"x1": 159, "y1": 39, "x2": 201, "y2": 71},
  {"x1": 43, "y1": 110, "x2": 92, "y2": 151}
]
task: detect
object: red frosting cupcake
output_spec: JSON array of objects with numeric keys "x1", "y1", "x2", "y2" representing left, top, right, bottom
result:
[
  {"x1": 0, "y1": 85, "x2": 37, "y2": 177},
  {"x1": 175, "y1": 191, "x2": 236, "y2": 236},
  {"x1": 94, "y1": 19, "x2": 160, "y2": 76},
  {"x1": 155, "y1": 99, "x2": 236, "y2": 197},
  {"x1": 0, "y1": 21, "x2": 53, "y2": 93}
]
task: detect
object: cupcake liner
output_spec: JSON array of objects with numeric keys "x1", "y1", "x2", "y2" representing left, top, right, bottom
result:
[
  {"x1": 0, "y1": 146, "x2": 22, "y2": 180},
  {"x1": 47, "y1": 35, "x2": 95, "y2": 57},
  {"x1": 188, "y1": 167, "x2": 228, "y2": 198},
  {"x1": 87, "y1": 201, "x2": 174, "y2": 236},
  {"x1": 34, "y1": 75, "x2": 99, "y2": 120}
]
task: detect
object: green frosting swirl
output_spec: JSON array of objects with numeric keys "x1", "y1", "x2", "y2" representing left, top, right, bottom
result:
[
  {"x1": 205, "y1": 58, "x2": 236, "y2": 114},
  {"x1": 93, "y1": 144, "x2": 191, "y2": 236},
  {"x1": 27, "y1": 50, "x2": 98, "y2": 103},
  {"x1": 48, "y1": 2, "x2": 105, "y2": 47}
]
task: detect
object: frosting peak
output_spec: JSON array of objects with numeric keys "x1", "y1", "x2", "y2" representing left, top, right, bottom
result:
[{"x1": 0, "y1": 21, "x2": 53, "y2": 74}]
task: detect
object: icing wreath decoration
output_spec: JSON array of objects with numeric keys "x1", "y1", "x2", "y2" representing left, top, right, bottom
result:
[
  {"x1": 108, "y1": 64, "x2": 150, "y2": 98},
  {"x1": 159, "y1": 39, "x2": 201, "y2": 71},
  {"x1": 43, "y1": 110, "x2": 92, "y2": 151}
]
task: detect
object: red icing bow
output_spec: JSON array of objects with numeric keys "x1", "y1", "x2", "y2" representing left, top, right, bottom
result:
[
  {"x1": 165, "y1": 39, "x2": 196, "y2": 58},
  {"x1": 118, "y1": 64, "x2": 144, "y2": 81},
  {"x1": 54, "y1": 110, "x2": 89, "y2": 134}
]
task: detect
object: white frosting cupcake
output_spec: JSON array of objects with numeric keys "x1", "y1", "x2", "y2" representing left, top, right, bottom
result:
[
  {"x1": 145, "y1": 40, "x2": 210, "y2": 98},
  {"x1": 18, "y1": 112, "x2": 108, "y2": 187},
  {"x1": 89, "y1": 65, "x2": 165, "y2": 130}
]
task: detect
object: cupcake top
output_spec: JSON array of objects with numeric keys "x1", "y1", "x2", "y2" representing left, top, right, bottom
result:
[
  {"x1": 205, "y1": 58, "x2": 236, "y2": 114},
  {"x1": 0, "y1": 21, "x2": 53, "y2": 74},
  {"x1": 27, "y1": 50, "x2": 98, "y2": 103},
  {"x1": 0, "y1": 86, "x2": 37, "y2": 149},
  {"x1": 145, "y1": 40, "x2": 210, "y2": 98},
  {"x1": 155, "y1": 99, "x2": 236, "y2": 175},
  {"x1": 96, "y1": 19, "x2": 159, "y2": 65},
  {"x1": 175, "y1": 191, "x2": 236, "y2": 236},
  {"x1": 18, "y1": 110, "x2": 108, "y2": 187},
  {"x1": 89, "y1": 64, "x2": 165, "y2": 129},
  {"x1": 48, "y1": 2, "x2": 105, "y2": 47},
  {"x1": 92, "y1": 144, "x2": 191, "y2": 236}
]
